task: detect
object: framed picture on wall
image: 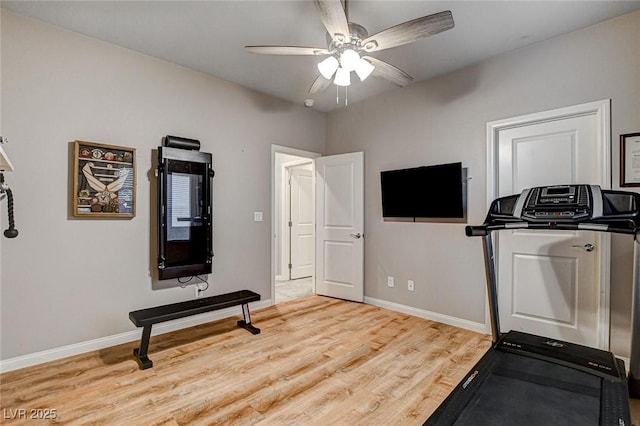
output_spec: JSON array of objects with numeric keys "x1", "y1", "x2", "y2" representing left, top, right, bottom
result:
[
  {"x1": 621, "y1": 133, "x2": 640, "y2": 187},
  {"x1": 72, "y1": 140, "x2": 136, "y2": 217}
]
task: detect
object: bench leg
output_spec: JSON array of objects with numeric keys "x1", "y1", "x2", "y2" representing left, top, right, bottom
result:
[
  {"x1": 237, "y1": 303, "x2": 261, "y2": 335},
  {"x1": 133, "y1": 325, "x2": 154, "y2": 369}
]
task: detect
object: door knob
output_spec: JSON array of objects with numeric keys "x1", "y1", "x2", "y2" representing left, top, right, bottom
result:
[
  {"x1": 349, "y1": 233, "x2": 362, "y2": 239},
  {"x1": 572, "y1": 243, "x2": 594, "y2": 252}
]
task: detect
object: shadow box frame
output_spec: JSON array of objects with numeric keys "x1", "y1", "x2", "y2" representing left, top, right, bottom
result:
[{"x1": 72, "y1": 140, "x2": 136, "y2": 218}]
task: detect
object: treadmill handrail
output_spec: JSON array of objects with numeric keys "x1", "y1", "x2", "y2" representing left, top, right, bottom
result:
[{"x1": 466, "y1": 221, "x2": 639, "y2": 238}]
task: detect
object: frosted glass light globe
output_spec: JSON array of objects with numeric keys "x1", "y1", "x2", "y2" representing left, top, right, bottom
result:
[
  {"x1": 334, "y1": 67, "x2": 351, "y2": 86},
  {"x1": 339, "y1": 49, "x2": 360, "y2": 72}
]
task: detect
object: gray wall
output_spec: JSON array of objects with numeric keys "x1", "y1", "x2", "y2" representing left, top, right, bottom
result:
[
  {"x1": 0, "y1": 11, "x2": 325, "y2": 359},
  {"x1": 325, "y1": 11, "x2": 640, "y2": 356},
  {"x1": 2, "y1": 7, "x2": 639, "y2": 363}
]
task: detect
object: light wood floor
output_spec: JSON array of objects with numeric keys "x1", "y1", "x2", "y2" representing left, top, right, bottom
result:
[
  {"x1": 1, "y1": 296, "x2": 490, "y2": 425},
  {"x1": 1, "y1": 296, "x2": 638, "y2": 425}
]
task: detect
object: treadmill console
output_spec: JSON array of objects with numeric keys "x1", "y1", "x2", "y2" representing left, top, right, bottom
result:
[
  {"x1": 469, "y1": 184, "x2": 640, "y2": 235},
  {"x1": 520, "y1": 184, "x2": 592, "y2": 221}
]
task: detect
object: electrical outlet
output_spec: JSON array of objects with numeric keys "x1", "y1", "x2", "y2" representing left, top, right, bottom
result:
[
  {"x1": 194, "y1": 283, "x2": 206, "y2": 298},
  {"x1": 387, "y1": 276, "x2": 394, "y2": 288},
  {"x1": 408, "y1": 280, "x2": 415, "y2": 291}
]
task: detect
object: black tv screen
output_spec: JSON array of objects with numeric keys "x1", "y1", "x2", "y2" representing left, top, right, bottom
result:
[{"x1": 380, "y1": 162, "x2": 464, "y2": 219}]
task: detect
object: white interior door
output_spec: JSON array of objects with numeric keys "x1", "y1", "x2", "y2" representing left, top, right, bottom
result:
[
  {"x1": 315, "y1": 152, "x2": 364, "y2": 302},
  {"x1": 493, "y1": 104, "x2": 610, "y2": 349},
  {"x1": 289, "y1": 166, "x2": 314, "y2": 279}
]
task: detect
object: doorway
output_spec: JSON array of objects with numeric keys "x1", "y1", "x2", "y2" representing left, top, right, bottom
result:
[
  {"x1": 272, "y1": 146, "x2": 320, "y2": 304},
  {"x1": 271, "y1": 145, "x2": 365, "y2": 305}
]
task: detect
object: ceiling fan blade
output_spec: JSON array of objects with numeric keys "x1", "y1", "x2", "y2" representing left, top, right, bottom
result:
[
  {"x1": 245, "y1": 46, "x2": 330, "y2": 56},
  {"x1": 313, "y1": 0, "x2": 351, "y2": 43},
  {"x1": 309, "y1": 75, "x2": 333, "y2": 94},
  {"x1": 362, "y1": 56, "x2": 413, "y2": 87},
  {"x1": 361, "y1": 10, "x2": 454, "y2": 53}
]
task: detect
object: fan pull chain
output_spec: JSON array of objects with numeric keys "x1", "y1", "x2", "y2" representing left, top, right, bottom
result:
[{"x1": 335, "y1": 86, "x2": 349, "y2": 106}]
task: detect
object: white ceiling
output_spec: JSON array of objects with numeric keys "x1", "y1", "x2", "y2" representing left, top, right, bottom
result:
[{"x1": 3, "y1": 1, "x2": 640, "y2": 112}]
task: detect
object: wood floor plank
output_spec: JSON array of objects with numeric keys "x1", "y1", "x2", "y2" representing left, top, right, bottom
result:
[{"x1": 4, "y1": 295, "x2": 588, "y2": 425}]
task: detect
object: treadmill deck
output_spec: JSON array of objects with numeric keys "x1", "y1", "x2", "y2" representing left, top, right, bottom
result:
[{"x1": 425, "y1": 331, "x2": 631, "y2": 426}]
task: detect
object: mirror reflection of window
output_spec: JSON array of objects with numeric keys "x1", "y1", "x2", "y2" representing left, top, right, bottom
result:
[{"x1": 167, "y1": 173, "x2": 203, "y2": 241}]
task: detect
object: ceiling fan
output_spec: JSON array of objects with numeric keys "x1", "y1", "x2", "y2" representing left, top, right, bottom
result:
[{"x1": 245, "y1": 0, "x2": 454, "y2": 96}]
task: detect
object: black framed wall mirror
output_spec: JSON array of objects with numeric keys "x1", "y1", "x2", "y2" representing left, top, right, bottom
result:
[{"x1": 157, "y1": 136, "x2": 214, "y2": 280}]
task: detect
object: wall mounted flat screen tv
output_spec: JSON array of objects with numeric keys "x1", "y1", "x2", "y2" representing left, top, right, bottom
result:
[{"x1": 380, "y1": 162, "x2": 465, "y2": 220}]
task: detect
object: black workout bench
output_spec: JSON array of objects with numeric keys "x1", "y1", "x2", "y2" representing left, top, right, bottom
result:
[{"x1": 128, "y1": 289, "x2": 261, "y2": 369}]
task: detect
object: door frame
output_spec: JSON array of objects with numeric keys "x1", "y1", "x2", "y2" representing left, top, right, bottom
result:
[
  {"x1": 486, "y1": 99, "x2": 611, "y2": 348},
  {"x1": 271, "y1": 145, "x2": 321, "y2": 305}
]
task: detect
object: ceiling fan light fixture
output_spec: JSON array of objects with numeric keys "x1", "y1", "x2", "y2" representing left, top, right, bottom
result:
[
  {"x1": 317, "y1": 56, "x2": 340, "y2": 80},
  {"x1": 355, "y1": 58, "x2": 375, "y2": 81},
  {"x1": 339, "y1": 49, "x2": 360, "y2": 72},
  {"x1": 248, "y1": 5, "x2": 455, "y2": 102},
  {"x1": 334, "y1": 67, "x2": 351, "y2": 86}
]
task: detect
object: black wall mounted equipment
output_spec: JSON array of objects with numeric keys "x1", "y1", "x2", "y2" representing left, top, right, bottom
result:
[
  {"x1": 157, "y1": 136, "x2": 214, "y2": 280},
  {"x1": 426, "y1": 184, "x2": 639, "y2": 425},
  {"x1": 163, "y1": 134, "x2": 201, "y2": 151},
  {"x1": 0, "y1": 172, "x2": 17, "y2": 238},
  {"x1": 137, "y1": 137, "x2": 264, "y2": 369},
  {"x1": 0, "y1": 137, "x2": 17, "y2": 238}
]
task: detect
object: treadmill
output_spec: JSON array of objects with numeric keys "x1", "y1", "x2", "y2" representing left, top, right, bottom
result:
[{"x1": 425, "y1": 185, "x2": 640, "y2": 426}]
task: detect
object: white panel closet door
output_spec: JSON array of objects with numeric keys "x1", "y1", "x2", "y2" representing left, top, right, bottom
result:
[
  {"x1": 289, "y1": 167, "x2": 314, "y2": 279},
  {"x1": 496, "y1": 114, "x2": 604, "y2": 348}
]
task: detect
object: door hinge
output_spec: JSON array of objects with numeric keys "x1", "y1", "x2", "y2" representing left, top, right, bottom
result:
[
  {"x1": 288, "y1": 221, "x2": 292, "y2": 227},
  {"x1": 288, "y1": 263, "x2": 292, "y2": 270}
]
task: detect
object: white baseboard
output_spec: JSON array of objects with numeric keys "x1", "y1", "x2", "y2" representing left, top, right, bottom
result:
[
  {"x1": 0, "y1": 299, "x2": 272, "y2": 373},
  {"x1": 364, "y1": 296, "x2": 487, "y2": 335}
]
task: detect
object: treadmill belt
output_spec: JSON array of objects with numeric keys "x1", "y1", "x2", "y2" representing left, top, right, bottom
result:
[
  {"x1": 433, "y1": 351, "x2": 603, "y2": 426},
  {"x1": 492, "y1": 367, "x2": 600, "y2": 398},
  {"x1": 454, "y1": 371, "x2": 599, "y2": 425},
  {"x1": 493, "y1": 350, "x2": 601, "y2": 397}
]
